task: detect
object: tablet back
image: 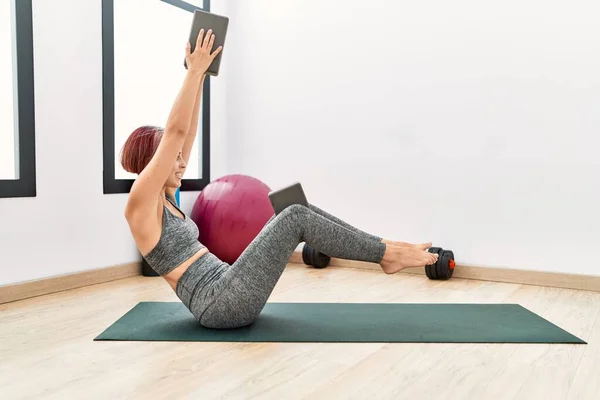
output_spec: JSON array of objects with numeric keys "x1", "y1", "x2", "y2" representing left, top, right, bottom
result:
[
  {"x1": 185, "y1": 9, "x2": 229, "y2": 76},
  {"x1": 268, "y1": 182, "x2": 309, "y2": 215}
]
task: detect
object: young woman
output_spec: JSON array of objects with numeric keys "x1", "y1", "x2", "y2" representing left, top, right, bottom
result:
[{"x1": 121, "y1": 30, "x2": 439, "y2": 329}]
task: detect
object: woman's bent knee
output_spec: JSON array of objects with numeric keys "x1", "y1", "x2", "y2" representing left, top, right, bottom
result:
[{"x1": 278, "y1": 203, "x2": 307, "y2": 220}]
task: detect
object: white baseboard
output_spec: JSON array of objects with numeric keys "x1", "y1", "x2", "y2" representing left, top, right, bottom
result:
[{"x1": 0, "y1": 262, "x2": 141, "y2": 304}]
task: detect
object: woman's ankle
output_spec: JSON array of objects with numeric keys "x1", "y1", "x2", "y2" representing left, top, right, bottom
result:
[
  {"x1": 380, "y1": 243, "x2": 396, "y2": 263},
  {"x1": 379, "y1": 244, "x2": 398, "y2": 274}
]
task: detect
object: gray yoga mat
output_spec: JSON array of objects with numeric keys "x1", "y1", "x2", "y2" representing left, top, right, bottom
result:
[{"x1": 94, "y1": 302, "x2": 585, "y2": 344}]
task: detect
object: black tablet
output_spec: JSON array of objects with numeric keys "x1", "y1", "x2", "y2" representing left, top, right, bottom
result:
[
  {"x1": 268, "y1": 182, "x2": 309, "y2": 215},
  {"x1": 184, "y1": 9, "x2": 229, "y2": 76}
]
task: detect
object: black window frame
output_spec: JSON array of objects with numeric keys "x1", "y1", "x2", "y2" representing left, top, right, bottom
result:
[
  {"x1": 102, "y1": 0, "x2": 212, "y2": 194},
  {"x1": 0, "y1": 0, "x2": 37, "y2": 199}
]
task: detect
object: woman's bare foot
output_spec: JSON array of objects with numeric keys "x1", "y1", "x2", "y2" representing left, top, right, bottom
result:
[
  {"x1": 382, "y1": 239, "x2": 432, "y2": 251},
  {"x1": 380, "y1": 244, "x2": 438, "y2": 275}
]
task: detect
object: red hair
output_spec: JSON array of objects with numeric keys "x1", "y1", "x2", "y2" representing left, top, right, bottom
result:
[{"x1": 120, "y1": 126, "x2": 164, "y2": 175}]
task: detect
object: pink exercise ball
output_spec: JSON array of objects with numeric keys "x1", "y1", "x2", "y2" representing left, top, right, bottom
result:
[{"x1": 191, "y1": 174, "x2": 274, "y2": 264}]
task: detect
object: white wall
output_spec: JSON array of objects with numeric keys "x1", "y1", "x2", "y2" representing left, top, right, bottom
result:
[
  {"x1": 0, "y1": 0, "x2": 228, "y2": 286},
  {"x1": 224, "y1": 0, "x2": 600, "y2": 275},
  {"x1": 2, "y1": 0, "x2": 599, "y2": 286}
]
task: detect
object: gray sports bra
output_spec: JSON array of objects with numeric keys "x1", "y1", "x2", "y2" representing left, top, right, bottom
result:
[{"x1": 142, "y1": 195, "x2": 205, "y2": 275}]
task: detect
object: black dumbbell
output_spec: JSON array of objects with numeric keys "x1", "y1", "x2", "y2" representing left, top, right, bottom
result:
[
  {"x1": 302, "y1": 244, "x2": 331, "y2": 268},
  {"x1": 425, "y1": 247, "x2": 456, "y2": 280}
]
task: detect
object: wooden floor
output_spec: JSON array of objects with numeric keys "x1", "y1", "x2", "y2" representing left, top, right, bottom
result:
[{"x1": 1, "y1": 263, "x2": 599, "y2": 400}]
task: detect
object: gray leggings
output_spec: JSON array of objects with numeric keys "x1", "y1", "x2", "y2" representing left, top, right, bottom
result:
[{"x1": 175, "y1": 203, "x2": 387, "y2": 329}]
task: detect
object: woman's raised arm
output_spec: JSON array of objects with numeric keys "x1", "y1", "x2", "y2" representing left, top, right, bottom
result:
[{"x1": 126, "y1": 30, "x2": 222, "y2": 216}]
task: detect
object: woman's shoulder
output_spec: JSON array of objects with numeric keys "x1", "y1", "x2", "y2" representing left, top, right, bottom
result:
[
  {"x1": 125, "y1": 193, "x2": 164, "y2": 255},
  {"x1": 125, "y1": 190, "x2": 163, "y2": 233}
]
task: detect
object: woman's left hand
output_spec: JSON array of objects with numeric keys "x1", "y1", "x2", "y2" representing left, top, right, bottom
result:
[{"x1": 185, "y1": 28, "x2": 223, "y2": 75}]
